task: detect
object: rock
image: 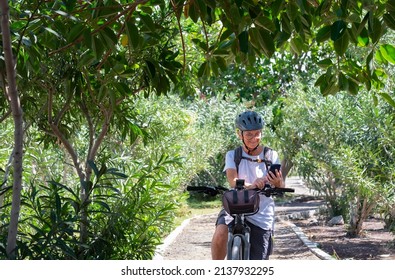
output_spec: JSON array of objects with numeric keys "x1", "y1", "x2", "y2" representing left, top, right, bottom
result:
[
  {"x1": 308, "y1": 218, "x2": 319, "y2": 226},
  {"x1": 328, "y1": 215, "x2": 344, "y2": 226}
]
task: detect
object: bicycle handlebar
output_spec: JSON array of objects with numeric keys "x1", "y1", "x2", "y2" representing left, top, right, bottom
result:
[
  {"x1": 234, "y1": 179, "x2": 294, "y2": 197},
  {"x1": 187, "y1": 183, "x2": 295, "y2": 197},
  {"x1": 256, "y1": 185, "x2": 295, "y2": 197},
  {"x1": 187, "y1": 185, "x2": 229, "y2": 196}
]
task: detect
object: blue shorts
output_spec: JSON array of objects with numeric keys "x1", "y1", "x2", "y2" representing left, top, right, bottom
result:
[{"x1": 215, "y1": 209, "x2": 273, "y2": 260}]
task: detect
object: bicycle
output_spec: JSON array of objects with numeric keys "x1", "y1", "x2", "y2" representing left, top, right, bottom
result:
[{"x1": 223, "y1": 179, "x2": 295, "y2": 260}]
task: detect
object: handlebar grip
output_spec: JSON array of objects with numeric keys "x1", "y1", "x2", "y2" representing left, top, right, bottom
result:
[
  {"x1": 281, "y1": 188, "x2": 295, "y2": 193},
  {"x1": 252, "y1": 187, "x2": 295, "y2": 192},
  {"x1": 186, "y1": 186, "x2": 208, "y2": 191},
  {"x1": 186, "y1": 185, "x2": 230, "y2": 192}
]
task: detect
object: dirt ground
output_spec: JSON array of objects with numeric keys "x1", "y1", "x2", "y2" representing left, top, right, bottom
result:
[
  {"x1": 156, "y1": 177, "x2": 395, "y2": 260},
  {"x1": 293, "y1": 214, "x2": 395, "y2": 260}
]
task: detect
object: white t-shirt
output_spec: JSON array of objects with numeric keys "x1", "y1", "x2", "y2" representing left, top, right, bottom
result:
[{"x1": 223, "y1": 147, "x2": 281, "y2": 230}]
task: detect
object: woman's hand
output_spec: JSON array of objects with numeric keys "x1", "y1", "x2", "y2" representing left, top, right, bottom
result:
[
  {"x1": 250, "y1": 177, "x2": 268, "y2": 189},
  {"x1": 266, "y1": 169, "x2": 284, "y2": 188}
]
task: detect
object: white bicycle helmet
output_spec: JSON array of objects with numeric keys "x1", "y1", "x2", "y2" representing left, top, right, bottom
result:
[{"x1": 235, "y1": 111, "x2": 264, "y2": 131}]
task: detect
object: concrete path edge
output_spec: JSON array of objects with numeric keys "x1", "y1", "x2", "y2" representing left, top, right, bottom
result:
[
  {"x1": 280, "y1": 219, "x2": 335, "y2": 260},
  {"x1": 153, "y1": 218, "x2": 192, "y2": 260}
]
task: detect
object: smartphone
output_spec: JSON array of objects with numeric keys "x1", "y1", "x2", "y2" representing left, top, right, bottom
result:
[{"x1": 269, "y1": 164, "x2": 281, "y2": 174}]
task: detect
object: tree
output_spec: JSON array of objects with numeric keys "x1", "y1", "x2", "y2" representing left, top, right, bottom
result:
[
  {"x1": 0, "y1": 0, "x2": 185, "y2": 258},
  {"x1": 274, "y1": 83, "x2": 395, "y2": 236},
  {"x1": 0, "y1": 0, "x2": 24, "y2": 259},
  {"x1": 180, "y1": 0, "x2": 395, "y2": 104}
]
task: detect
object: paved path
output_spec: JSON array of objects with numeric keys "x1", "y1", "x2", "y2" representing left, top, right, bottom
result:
[{"x1": 155, "y1": 177, "x2": 333, "y2": 260}]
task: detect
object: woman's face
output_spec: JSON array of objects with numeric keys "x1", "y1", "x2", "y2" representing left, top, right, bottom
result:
[{"x1": 239, "y1": 129, "x2": 262, "y2": 146}]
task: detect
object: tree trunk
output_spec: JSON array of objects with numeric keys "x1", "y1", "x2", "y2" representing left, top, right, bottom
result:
[
  {"x1": 348, "y1": 196, "x2": 376, "y2": 237},
  {"x1": 280, "y1": 157, "x2": 293, "y2": 181},
  {"x1": 0, "y1": 0, "x2": 24, "y2": 259}
]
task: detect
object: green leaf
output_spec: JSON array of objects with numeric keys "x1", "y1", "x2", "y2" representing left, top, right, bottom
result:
[
  {"x1": 230, "y1": 4, "x2": 241, "y2": 25},
  {"x1": 378, "y1": 92, "x2": 395, "y2": 108},
  {"x1": 88, "y1": 160, "x2": 99, "y2": 177},
  {"x1": 238, "y1": 30, "x2": 249, "y2": 53},
  {"x1": 248, "y1": 28, "x2": 260, "y2": 49},
  {"x1": 316, "y1": 25, "x2": 331, "y2": 43},
  {"x1": 383, "y1": 13, "x2": 395, "y2": 31},
  {"x1": 192, "y1": 38, "x2": 208, "y2": 51},
  {"x1": 314, "y1": 73, "x2": 326, "y2": 87},
  {"x1": 67, "y1": 23, "x2": 84, "y2": 42},
  {"x1": 93, "y1": 200, "x2": 111, "y2": 212},
  {"x1": 366, "y1": 50, "x2": 374, "y2": 76},
  {"x1": 258, "y1": 29, "x2": 275, "y2": 58},
  {"x1": 347, "y1": 79, "x2": 359, "y2": 95},
  {"x1": 331, "y1": 20, "x2": 347, "y2": 41},
  {"x1": 220, "y1": 28, "x2": 234, "y2": 42},
  {"x1": 82, "y1": 28, "x2": 92, "y2": 49},
  {"x1": 54, "y1": 10, "x2": 78, "y2": 21},
  {"x1": 317, "y1": 58, "x2": 333, "y2": 68},
  {"x1": 322, "y1": 81, "x2": 339, "y2": 96},
  {"x1": 44, "y1": 27, "x2": 61, "y2": 39},
  {"x1": 126, "y1": 21, "x2": 140, "y2": 49},
  {"x1": 140, "y1": 13, "x2": 155, "y2": 32},
  {"x1": 375, "y1": 48, "x2": 386, "y2": 63},
  {"x1": 338, "y1": 72, "x2": 348, "y2": 91},
  {"x1": 145, "y1": 60, "x2": 156, "y2": 78},
  {"x1": 286, "y1": 2, "x2": 299, "y2": 21},
  {"x1": 334, "y1": 30, "x2": 349, "y2": 56},
  {"x1": 281, "y1": 13, "x2": 292, "y2": 34},
  {"x1": 210, "y1": 60, "x2": 219, "y2": 76},
  {"x1": 197, "y1": 61, "x2": 209, "y2": 77},
  {"x1": 369, "y1": 17, "x2": 382, "y2": 44},
  {"x1": 272, "y1": 0, "x2": 285, "y2": 17},
  {"x1": 380, "y1": 44, "x2": 395, "y2": 64},
  {"x1": 92, "y1": 36, "x2": 105, "y2": 59},
  {"x1": 215, "y1": 56, "x2": 227, "y2": 71},
  {"x1": 357, "y1": 28, "x2": 369, "y2": 47},
  {"x1": 386, "y1": 0, "x2": 395, "y2": 11},
  {"x1": 100, "y1": 27, "x2": 117, "y2": 50},
  {"x1": 372, "y1": 93, "x2": 378, "y2": 106},
  {"x1": 254, "y1": 16, "x2": 276, "y2": 32},
  {"x1": 290, "y1": 37, "x2": 304, "y2": 55},
  {"x1": 196, "y1": 0, "x2": 207, "y2": 20},
  {"x1": 188, "y1": 1, "x2": 199, "y2": 23},
  {"x1": 113, "y1": 82, "x2": 130, "y2": 96},
  {"x1": 77, "y1": 52, "x2": 96, "y2": 68}
]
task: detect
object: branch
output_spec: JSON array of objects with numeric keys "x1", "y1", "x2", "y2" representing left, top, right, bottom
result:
[
  {"x1": 79, "y1": 97, "x2": 95, "y2": 163},
  {"x1": 170, "y1": 0, "x2": 186, "y2": 73},
  {"x1": 88, "y1": 108, "x2": 112, "y2": 162},
  {"x1": 15, "y1": 0, "x2": 43, "y2": 55},
  {"x1": 85, "y1": 108, "x2": 113, "y2": 182},
  {"x1": 48, "y1": 88, "x2": 85, "y2": 181},
  {"x1": 54, "y1": 87, "x2": 73, "y2": 126},
  {"x1": 0, "y1": 109, "x2": 11, "y2": 123},
  {"x1": 48, "y1": 0, "x2": 150, "y2": 56}
]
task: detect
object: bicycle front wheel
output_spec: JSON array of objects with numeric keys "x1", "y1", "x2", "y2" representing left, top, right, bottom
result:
[{"x1": 231, "y1": 236, "x2": 243, "y2": 260}]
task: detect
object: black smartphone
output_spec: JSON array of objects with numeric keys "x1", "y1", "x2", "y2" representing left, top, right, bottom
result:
[{"x1": 269, "y1": 164, "x2": 281, "y2": 174}]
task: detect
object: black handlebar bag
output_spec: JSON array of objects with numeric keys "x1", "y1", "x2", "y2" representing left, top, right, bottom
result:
[{"x1": 222, "y1": 189, "x2": 260, "y2": 215}]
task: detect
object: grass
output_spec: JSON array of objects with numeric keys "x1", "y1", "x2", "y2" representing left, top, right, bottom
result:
[{"x1": 174, "y1": 193, "x2": 222, "y2": 226}]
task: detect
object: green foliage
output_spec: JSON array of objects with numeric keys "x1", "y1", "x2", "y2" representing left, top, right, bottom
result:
[
  {"x1": 15, "y1": 180, "x2": 81, "y2": 259},
  {"x1": 272, "y1": 83, "x2": 395, "y2": 235},
  {"x1": 88, "y1": 156, "x2": 180, "y2": 260}
]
